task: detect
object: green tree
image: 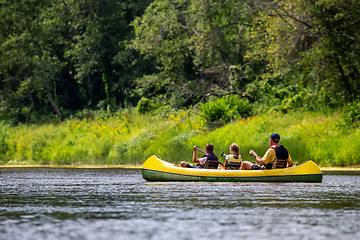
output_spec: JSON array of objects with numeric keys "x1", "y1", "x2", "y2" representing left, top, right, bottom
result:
[
  {"x1": 0, "y1": 0, "x2": 67, "y2": 120},
  {"x1": 249, "y1": 0, "x2": 360, "y2": 107},
  {"x1": 66, "y1": 0, "x2": 155, "y2": 110},
  {"x1": 0, "y1": 0, "x2": 155, "y2": 123},
  {"x1": 131, "y1": 0, "x2": 255, "y2": 106}
]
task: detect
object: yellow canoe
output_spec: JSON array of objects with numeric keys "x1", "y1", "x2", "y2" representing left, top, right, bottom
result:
[{"x1": 142, "y1": 155, "x2": 323, "y2": 183}]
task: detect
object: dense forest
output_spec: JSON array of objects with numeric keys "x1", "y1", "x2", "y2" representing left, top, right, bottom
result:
[
  {"x1": 1, "y1": 0, "x2": 360, "y2": 124},
  {"x1": 1, "y1": 0, "x2": 360, "y2": 166}
]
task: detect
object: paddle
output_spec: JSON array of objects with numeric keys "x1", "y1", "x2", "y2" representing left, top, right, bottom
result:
[
  {"x1": 195, "y1": 145, "x2": 208, "y2": 155},
  {"x1": 195, "y1": 145, "x2": 225, "y2": 168},
  {"x1": 221, "y1": 151, "x2": 232, "y2": 169}
]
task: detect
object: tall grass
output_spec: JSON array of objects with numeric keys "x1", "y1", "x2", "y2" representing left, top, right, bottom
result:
[{"x1": 1, "y1": 109, "x2": 359, "y2": 166}]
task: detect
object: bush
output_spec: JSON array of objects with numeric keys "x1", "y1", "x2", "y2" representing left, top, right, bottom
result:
[
  {"x1": 137, "y1": 97, "x2": 153, "y2": 114},
  {"x1": 280, "y1": 88, "x2": 321, "y2": 113},
  {"x1": 200, "y1": 95, "x2": 252, "y2": 128},
  {"x1": 342, "y1": 100, "x2": 360, "y2": 127}
]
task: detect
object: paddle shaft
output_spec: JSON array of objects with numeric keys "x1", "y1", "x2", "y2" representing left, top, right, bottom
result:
[
  {"x1": 195, "y1": 145, "x2": 206, "y2": 154},
  {"x1": 221, "y1": 151, "x2": 228, "y2": 157}
]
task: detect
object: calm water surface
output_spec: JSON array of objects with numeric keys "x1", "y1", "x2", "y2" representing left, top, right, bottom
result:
[{"x1": 1, "y1": 168, "x2": 360, "y2": 240}]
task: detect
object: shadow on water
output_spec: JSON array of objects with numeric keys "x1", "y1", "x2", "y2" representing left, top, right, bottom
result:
[{"x1": 1, "y1": 168, "x2": 360, "y2": 240}]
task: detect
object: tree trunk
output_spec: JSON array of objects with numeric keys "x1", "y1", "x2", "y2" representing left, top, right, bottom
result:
[
  {"x1": 45, "y1": 82, "x2": 63, "y2": 120},
  {"x1": 334, "y1": 55, "x2": 353, "y2": 100},
  {"x1": 36, "y1": 51, "x2": 63, "y2": 120},
  {"x1": 29, "y1": 92, "x2": 38, "y2": 112}
]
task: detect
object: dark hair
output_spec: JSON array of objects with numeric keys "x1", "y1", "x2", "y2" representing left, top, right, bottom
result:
[{"x1": 205, "y1": 144, "x2": 214, "y2": 153}]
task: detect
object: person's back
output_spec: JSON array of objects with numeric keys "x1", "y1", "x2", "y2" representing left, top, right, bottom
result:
[
  {"x1": 199, "y1": 145, "x2": 218, "y2": 169},
  {"x1": 226, "y1": 155, "x2": 241, "y2": 170},
  {"x1": 180, "y1": 144, "x2": 219, "y2": 169},
  {"x1": 240, "y1": 133, "x2": 293, "y2": 170},
  {"x1": 271, "y1": 145, "x2": 289, "y2": 169},
  {"x1": 204, "y1": 152, "x2": 218, "y2": 161},
  {"x1": 224, "y1": 143, "x2": 241, "y2": 170}
]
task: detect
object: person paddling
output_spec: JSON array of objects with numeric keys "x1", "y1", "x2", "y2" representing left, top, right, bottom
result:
[
  {"x1": 222, "y1": 143, "x2": 242, "y2": 170},
  {"x1": 240, "y1": 133, "x2": 293, "y2": 170},
  {"x1": 181, "y1": 144, "x2": 218, "y2": 168}
]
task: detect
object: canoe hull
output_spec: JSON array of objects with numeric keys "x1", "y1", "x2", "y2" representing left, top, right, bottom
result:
[
  {"x1": 142, "y1": 169, "x2": 323, "y2": 182},
  {"x1": 142, "y1": 155, "x2": 323, "y2": 183}
]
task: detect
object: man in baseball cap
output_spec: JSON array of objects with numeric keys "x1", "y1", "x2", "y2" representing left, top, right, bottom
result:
[
  {"x1": 240, "y1": 133, "x2": 293, "y2": 170},
  {"x1": 269, "y1": 133, "x2": 280, "y2": 142}
]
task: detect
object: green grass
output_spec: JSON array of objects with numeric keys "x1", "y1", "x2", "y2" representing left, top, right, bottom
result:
[{"x1": 1, "y1": 109, "x2": 359, "y2": 167}]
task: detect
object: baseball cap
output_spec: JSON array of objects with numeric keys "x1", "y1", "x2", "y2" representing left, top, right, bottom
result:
[{"x1": 269, "y1": 133, "x2": 280, "y2": 142}]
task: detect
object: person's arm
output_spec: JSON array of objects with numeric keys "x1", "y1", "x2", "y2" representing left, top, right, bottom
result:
[
  {"x1": 192, "y1": 146, "x2": 199, "y2": 163},
  {"x1": 249, "y1": 150, "x2": 266, "y2": 166},
  {"x1": 198, "y1": 157, "x2": 208, "y2": 165},
  {"x1": 287, "y1": 154, "x2": 293, "y2": 167},
  {"x1": 224, "y1": 155, "x2": 229, "y2": 165}
]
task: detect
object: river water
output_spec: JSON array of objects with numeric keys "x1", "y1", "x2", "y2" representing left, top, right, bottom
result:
[{"x1": 0, "y1": 168, "x2": 359, "y2": 240}]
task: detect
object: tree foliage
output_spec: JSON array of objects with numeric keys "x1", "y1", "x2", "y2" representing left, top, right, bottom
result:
[
  {"x1": 250, "y1": 0, "x2": 360, "y2": 106},
  {"x1": 1, "y1": 0, "x2": 360, "y2": 124},
  {"x1": 0, "y1": 0, "x2": 154, "y2": 123},
  {"x1": 0, "y1": 0, "x2": 66, "y2": 120},
  {"x1": 131, "y1": 0, "x2": 255, "y2": 106}
]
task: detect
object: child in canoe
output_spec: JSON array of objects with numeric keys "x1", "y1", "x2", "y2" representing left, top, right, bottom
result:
[
  {"x1": 222, "y1": 143, "x2": 242, "y2": 170},
  {"x1": 180, "y1": 144, "x2": 219, "y2": 169}
]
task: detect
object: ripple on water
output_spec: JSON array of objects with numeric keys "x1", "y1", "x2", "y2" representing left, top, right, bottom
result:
[{"x1": 1, "y1": 169, "x2": 360, "y2": 240}]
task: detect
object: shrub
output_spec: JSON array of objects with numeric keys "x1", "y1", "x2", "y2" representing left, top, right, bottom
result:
[
  {"x1": 342, "y1": 100, "x2": 360, "y2": 127},
  {"x1": 200, "y1": 95, "x2": 252, "y2": 128},
  {"x1": 280, "y1": 88, "x2": 323, "y2": 113},
  {"x1": 137, "y1": 97, "x2": 153, "y2": 114}
]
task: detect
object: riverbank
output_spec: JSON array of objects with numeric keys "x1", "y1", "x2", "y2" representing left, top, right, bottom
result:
[
  {"x1": 1, "y1": 109, "x2": 360, "y2": 167},
  {"x1": 1, "y1": 164, "x2": 360, "y2": 171},
  {"x1": 0, "y1": 164, "x2": 142, "y2": 169},
  {"x1": 321, "y1": 166, "x2": 360, "y2": 171}
]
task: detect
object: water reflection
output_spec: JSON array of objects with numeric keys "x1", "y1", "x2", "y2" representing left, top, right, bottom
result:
[{"x1": 1, "y1": 168, "x2": 360, "y2": 240}]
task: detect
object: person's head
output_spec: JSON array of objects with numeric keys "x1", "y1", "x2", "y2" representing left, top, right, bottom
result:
[
  {"x1": 269, "y1": 133, "x2": 280, "y2": 145},
  {"x1": 230, "y1": 143, "x2": 239, "y2": 155},
  {"x1": 205, "y1": 144, "x2": 214, "y2": 153}
]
